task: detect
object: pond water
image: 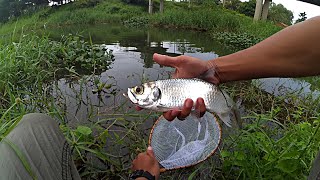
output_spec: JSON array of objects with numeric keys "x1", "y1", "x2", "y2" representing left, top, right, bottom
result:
[
  {"x1": 46, "y1": 23, "x2": 319, "y2": 125},
  {"x1": 48, "y1": 24, "x2": 233, "y2": 124}
]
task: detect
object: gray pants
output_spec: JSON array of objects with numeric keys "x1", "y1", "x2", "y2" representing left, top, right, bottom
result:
[
  {"x1": 0, "y1": 113, "x2": 81, "y2": 180},
  {"x1": 310, "y1": 151, "x2": 320, "y2": 180}
]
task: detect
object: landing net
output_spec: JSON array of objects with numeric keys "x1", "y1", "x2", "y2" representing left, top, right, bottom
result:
[{"x1": 149, "y1": 112, "x2": 221, "y2": 171}]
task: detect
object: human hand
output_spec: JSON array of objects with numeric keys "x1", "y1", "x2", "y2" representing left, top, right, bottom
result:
[
  {"x1": 153, "y1": 53, "x2": 217, "y2": 80},
  {"x1": 131, "y1": 147, "x2": 160, "y2": 180}
]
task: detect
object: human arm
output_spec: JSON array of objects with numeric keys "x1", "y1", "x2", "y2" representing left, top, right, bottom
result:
[{"x1": 211, "y1": 16, "x2": 320, "y2": 83}]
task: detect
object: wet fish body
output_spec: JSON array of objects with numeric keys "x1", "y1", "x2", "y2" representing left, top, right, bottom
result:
[{"x1": 127, "y1": 78, "x2": 235, "y2": 127}]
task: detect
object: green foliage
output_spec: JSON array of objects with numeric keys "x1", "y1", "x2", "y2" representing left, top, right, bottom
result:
[
  {"x1": 150, "y1": 8, "x2": 242, "y2": 32},
  {"x1": 193, "y1": 0, "x2": 221, "y2": 6},
  {"x1": 237, "y1": 0, "x2": 256, "y2": 17},
  {"x1": 295, "y1": 12, "x2": 307, "y2": 24},
  {"x1": 50, "y1": 34, "x2": 115, "y2": 74},
  {"x1": 219, "y1": 81, "x2": 320, "y2": 179},
  {"x1": 212, "y1": 32, "x2": 263, "y2": 51},
  {"x1": 73, "y1": 0, "x2": 102, "y2": 8},
  {"x1": 121, "y1": 0, "x2": 148, "y2": 6},
  {"x1": 0, "y1": 0, "x2": 48, "y2": 23},
  {"x1": 123, "y1": 16, "x2": 149, "y2": 28},
  {"x1": 222, "y1": 113, "x2": 320, "y2": 179},
  {"x1": 44, "y1": 0, "x2": 145, "y2": 26},
  {"x1": 268, "y1": 2, "x2": 294, "y2": 25},
  {"x1": 224, "y1": 0, "x2": 241, "y2": 11},
  {"x1": 0, "y1": 33, "x2": 114, "y2": 107},
  {"x1": 151, "y1": 6, "x2": 281, "y2": 39}
]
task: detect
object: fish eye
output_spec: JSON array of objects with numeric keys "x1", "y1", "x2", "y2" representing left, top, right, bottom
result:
[{"x1": 134, "y1": 86, "x2": 144, "y2": 94}]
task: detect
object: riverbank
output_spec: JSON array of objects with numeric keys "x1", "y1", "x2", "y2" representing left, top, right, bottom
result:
[{"x1": 0, "y1": 0, "x2": 281, "y2": 48}]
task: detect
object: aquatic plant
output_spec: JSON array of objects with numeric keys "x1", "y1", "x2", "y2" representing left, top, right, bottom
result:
[
  {"x1": 212, "y1": 32, "x2": 263, "y2": 51},
  {"x1": 0, "y1": 33, "x2": 114, "y2": 109},
  {"x1": 123, "y1": 16, "x2": 150, "y2": 28}
]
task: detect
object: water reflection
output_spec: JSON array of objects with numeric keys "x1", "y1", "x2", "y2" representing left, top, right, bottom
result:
[
  {"x1": 46, "y1": 24, "x2": 229, "y2": 68},
  {"x1": 254, "y1": 78, "x2": 320, "y2": 101}
]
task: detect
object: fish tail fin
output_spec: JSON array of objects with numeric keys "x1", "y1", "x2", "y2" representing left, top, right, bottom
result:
[
  {"x1": 199, "y1": 67, "x2": 220, "y2": 84},
  {"x1": 232, "y1": 105, "x2": 242, "y2": 129},
  {"x1": 216, "y1": 111, "x2": 232, "y2": 127},
  {"x1": 209, "y1": 89, "x2": 242, "y2": 128}
]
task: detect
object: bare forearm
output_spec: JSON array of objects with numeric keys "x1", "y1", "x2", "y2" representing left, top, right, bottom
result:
[{"x1": 212, "y1": 16, "x2": 320, "y2": 83}]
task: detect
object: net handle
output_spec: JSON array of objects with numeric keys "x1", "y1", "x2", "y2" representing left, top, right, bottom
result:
[{"x1": 148, "y1": 113, "x2": 222, "y2": 173}]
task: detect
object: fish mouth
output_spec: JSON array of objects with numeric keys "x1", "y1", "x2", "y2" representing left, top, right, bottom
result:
[{"x1": 125, "y1": 88, "x2": 138, "y2": 104}]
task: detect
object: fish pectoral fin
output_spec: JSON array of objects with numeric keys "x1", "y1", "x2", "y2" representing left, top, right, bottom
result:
[
  {"x1": 156, "y1": 104, "x2": 175, "y2": 112},
  {"x1": 156, "y1": 103, "x2": 166, "y2": 109}
]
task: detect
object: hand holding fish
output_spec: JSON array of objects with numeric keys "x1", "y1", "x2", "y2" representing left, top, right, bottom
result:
[
  {"x1": 135, "y1": 92, "x2": 206, "y2": 121},
  {"x1": 135, "y1": 53, "x2": 221, "y2": 121},
  {"x1": 153, "y1": 53, "x2": 220, "y2": 84},
  {"x1": 128, "y1": 54, "x2": 235, "y2": 126}
]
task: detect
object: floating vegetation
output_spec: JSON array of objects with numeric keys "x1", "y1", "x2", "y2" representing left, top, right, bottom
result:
[
  {"x1": 123, "y1": 16, "x2": 150, "y2": 28},
  {"x1": 212, "y1": 32, "x2": 263, "y2": 51},
  {"x1": 53, "y1": 34, "x2": 115, "y2": 75}
]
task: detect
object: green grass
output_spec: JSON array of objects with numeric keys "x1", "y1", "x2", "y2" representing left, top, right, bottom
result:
[
  {"x1": 222, "y1": 116, "x2": 320, "y2": 179},
  {"x1": 148, "y1": 4, "x2": 281, "y2": 50},
  {"x1": 218, "y1": 81, "x2": 320, "y2": 179},
  {"x1": 0, "y1": 32, "x2": 114, "y2": 125}
]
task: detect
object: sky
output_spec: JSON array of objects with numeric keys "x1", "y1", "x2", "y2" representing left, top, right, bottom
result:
[{"x1": 272, "y1": 0, "x2": 320, "y2": 20}]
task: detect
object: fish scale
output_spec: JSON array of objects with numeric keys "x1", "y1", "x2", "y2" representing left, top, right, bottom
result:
[{"x1": 154, "y1": 78, "x2": 216, "y2": 109}]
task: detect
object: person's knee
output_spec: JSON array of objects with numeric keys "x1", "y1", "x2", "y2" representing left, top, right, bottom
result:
[{"x1": 20, "y1": 113, "x2": 57, "y2": 128}]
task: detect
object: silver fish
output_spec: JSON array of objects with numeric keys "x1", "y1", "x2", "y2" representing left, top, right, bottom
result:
[{"x1": 126, "y1": 78, "x2": 237, "y2": 127}]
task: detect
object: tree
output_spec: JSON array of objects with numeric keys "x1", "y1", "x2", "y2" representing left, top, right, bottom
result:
[
  {"x1": 0, "y1": 0, "x2": 9, "y2": 21},
  {"x1": 225, "y1": 0, "x2": 241, "y2": 11},
  {"x1": 238, "y1": 0, "x2": 256, "y2": 17},
  {"x1": 121, "y1": 0, "x2": 148, "y2": 6},
  {"x1": 268, "y1": 2, "x2": 293, "y2": 25},
  {"x1": 0, "y1": 0, "x2": 51, "y2": 23},
  {"x1": 261, "y1": 0, "x2": 271, "y2": 20},
  {"x1": 295, "y1": 12, "x2": 307, "y2": 24}
]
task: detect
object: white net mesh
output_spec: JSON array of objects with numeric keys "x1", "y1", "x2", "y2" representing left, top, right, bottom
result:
[{"x1": 150, "y1": 112, "x2": 221, "y2": 170}]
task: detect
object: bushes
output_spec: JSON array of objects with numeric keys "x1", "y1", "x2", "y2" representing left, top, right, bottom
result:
[
  {"x1": 0, "y1": 33, "x2": 114, "y2": 92},
  {"x1": 73, "y1": 0, "x2": 102, "y2": 8},
  {"x1": 222, "y1": 115, "x2": 320, "y2": 179}
]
